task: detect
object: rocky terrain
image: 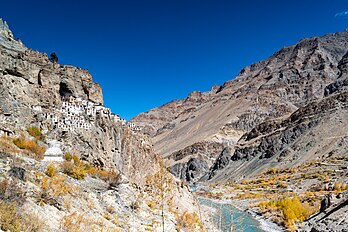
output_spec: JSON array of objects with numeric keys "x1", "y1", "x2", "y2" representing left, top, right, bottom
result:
[
  {"x1": 0, "y1": 19, "x2": 208, "y2": 231},
  {"x1": 132, "y1": 30, "x2": 348, "y2": 231},
  {"x1": 132, "y1": 30, "x2": 348, "y2": 180}
]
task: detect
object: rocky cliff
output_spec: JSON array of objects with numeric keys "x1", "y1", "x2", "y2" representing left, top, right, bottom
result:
[
  {"x1": 0, "y1": 19, "x2": 159, "y2": 181},
  {"x1": 0, "y1": 19, "x2": 206, "y2": 231}
]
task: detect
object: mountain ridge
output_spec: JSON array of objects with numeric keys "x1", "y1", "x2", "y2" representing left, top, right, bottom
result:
[{"x1": 132, "y1": 29, "x2": 348, "y2": 182}]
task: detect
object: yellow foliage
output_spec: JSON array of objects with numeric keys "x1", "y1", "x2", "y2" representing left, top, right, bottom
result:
[
  {"x1": 258, "y1": 197, "x2": 316, "y2": 230},
  {"x1": 41, "y1": 175, "x2": 74, "y2": 197},
  {"x1": 64, "y1": 153, "x2": 73, "y2": 161},
  {"x1": 175, "y1": 211, "x2": 204, "y2": 231},
  {"x1": 13, "y1": 137, "x2": 46, "y2": 159},
  {"x1": 27, "y1": 126, "x2": 44, "y2": 141},
  {"x1": 333, "y1": 182, "x2": 348, "y2": 192},
  {"x1": 45, "y1": 163, "x2": 58, "y2": 177},
  {"x1": 95, "y1": 170, "x2": 120, "y2": 185},
  {"x1": 277, "y1": 182, "x2": 288, "y2": 189},
  {"x1": 62, "y1": 154, "x2": 120, "y2": 183},
  {"x1": 0, "y1": 201, "x2": 20, "y2": 231},
  {"x1": 60, "y1": 161, "x2": 87, "y2": 180},
  {"x1": 72, "y1": 154, "x2": 81, "y2": 165},
  {"x1": 0, "y1": 201, "x2": 43, "y2": 232},
  {"x1": 147, "y1": 200, "x2": 157, "y2": 209}
]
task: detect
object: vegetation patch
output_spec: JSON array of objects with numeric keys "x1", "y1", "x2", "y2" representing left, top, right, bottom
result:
[
  {"x1": 27, "y1": 126, "x2": 44, "y2": 141},
  {"x1": 45, "y1": 163, "x2": 58, "y2": 177},
  {"x1": 258, "y1": 196, "x2": 317, "y2": 230},
  {"x1": 13, "y1": 137, "x2": 46, "y2": 160}
]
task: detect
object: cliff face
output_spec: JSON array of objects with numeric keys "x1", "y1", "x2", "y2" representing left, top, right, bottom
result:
[
  {"x1": 0, "y1": 20, "x2": 205, "y2": 232},
  {"x1": 132, "y1": 30, "x2": 348, "y2": 183},
  {"x1": 0, "y1": 19, "x2": 159, "y2": 182}
]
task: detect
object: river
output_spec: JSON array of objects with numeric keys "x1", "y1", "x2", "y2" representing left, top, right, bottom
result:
[
  {"x1": 191, "y1": 185, "x2": 282, "y2": 232},
  {"x1": 198, "y1": 197, "x2": 266, "y2": 232}
]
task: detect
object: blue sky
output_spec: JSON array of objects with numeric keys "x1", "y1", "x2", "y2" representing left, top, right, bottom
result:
[{"x1": 1, "y1": 0, "x2": 348, "y2": 119}]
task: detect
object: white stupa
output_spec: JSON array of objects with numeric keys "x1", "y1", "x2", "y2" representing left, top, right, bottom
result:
[{"x1": 43, "y1": 140, "x2": 64, "y2": 162}]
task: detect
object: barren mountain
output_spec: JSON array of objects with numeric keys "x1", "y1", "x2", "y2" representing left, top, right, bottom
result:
[{"x1": 132, "y1": 30, "x2": 348, "y2": 183}]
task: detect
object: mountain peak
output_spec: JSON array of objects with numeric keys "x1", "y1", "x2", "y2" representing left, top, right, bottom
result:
[
  {"x1": 0, "y1": 18, "x2": 10, "y2": 32},
  {"x1": 0, "y1": 18, "x2": 25, "y2": 51}
]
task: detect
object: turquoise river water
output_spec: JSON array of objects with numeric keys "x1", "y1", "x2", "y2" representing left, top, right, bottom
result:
[{"x1": 198, "y1": 197, "x2": 266, "y2": 232}]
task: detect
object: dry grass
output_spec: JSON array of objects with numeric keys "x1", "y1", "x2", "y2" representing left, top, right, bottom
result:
[
  {"x1": 0, "y1": 135, "x2": 20, "y2": 155},
  {"x1": 13, "y1": 137, "x2": 46, "y2": 160},
  {"x1": 27, "y1": 126, "x2": 44, "y2": 141},
  {"x1": 60, "y1": 212, "x2": 113, "y2": 232},
  {"x1": 0, "y1": 201, "x2": 44, "y2": 232},
  {"x1": 175, "y1": 211, "x2": 204, "y2": 231}
]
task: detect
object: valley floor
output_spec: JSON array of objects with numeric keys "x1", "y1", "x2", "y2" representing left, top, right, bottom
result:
[{"x1": 195, "y1": 154, "x2": 348, "y2": 231}]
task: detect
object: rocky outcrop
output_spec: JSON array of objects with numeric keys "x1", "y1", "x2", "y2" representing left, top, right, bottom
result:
[
  {"x1": 302, "y1": 191, "x2": 348, "y2": 232},
  {"x1": 0, "y1": 19, "x2": 206, "y2": 231},
  {"x1": 0, "y1": 20, "x2": 160, "y2": 183},
  {"x1": 168, "y1": 141, "x2": 225, "y2": 182}
]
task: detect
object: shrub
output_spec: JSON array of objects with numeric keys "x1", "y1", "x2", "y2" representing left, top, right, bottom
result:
[
  {"x1": 97, "y1": 170, "x2": 121, "y2": 186},
  {"x1": 13, "y1": 138, "x2": 26, "y2": 149},
  {"x1": 49, "y1": 52, "x2": 58, "y2": 63},
  {"x1": 27, "y1": 127, "x2": 44, "y2": 141},
  {"x1": 0, "y1": 200, "x2": 43, "y2": 232},
  {"x1": 72, "y1": 154, "x2": 81, "y2": 164},
  {"x1": 60, "y1": 161, "x2": 86, "y2": 180},
  {"x1": 0, "y1": 201, "x2": 20, "y2": 231},
  {"x1": 71, "y1": 165, "x2": 87, "y2": 180},
  {"x1": 258, "y1": 197, "x2": 315, "y2": 230},
  {"x1": 45, "y1": 163, "x2": 58, "y2": 177},
  {"x1": 147, "y1": 201, "x2": 157, "y2": 209},
  {"x1": 63, "y1": 153, "x2": 73, "y2": 161},
  {"x1": 13, "y1": 138, "x2": 46, "y2": 160},
  {"x1": 333, "y1": 182, "x2": 348, "y2": 192},
  {"x1": 39, "y1": 175, "x2": 74, "y2": 203},
  {"x1": 277, "y1": 182, "x2": 288, "y2": 189},
  {"x1": 176, "y1": 211, "x2": 203, "y2": 231}
]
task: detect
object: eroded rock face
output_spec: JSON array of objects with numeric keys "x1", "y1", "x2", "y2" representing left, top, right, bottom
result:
[
  {"x1": 0, "y1": 21, "x2": 158, "y2": 183},
  {"x1": 167, "y1": 141, "x2": 224, "y2": 183},
  {"x1": 208, "y1": 91, "x2": 348, "y2": 181}
]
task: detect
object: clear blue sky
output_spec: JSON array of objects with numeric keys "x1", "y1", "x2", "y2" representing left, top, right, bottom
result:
[{"x1": 1, "y1": 0, "x2": 348, "y2": 120}]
